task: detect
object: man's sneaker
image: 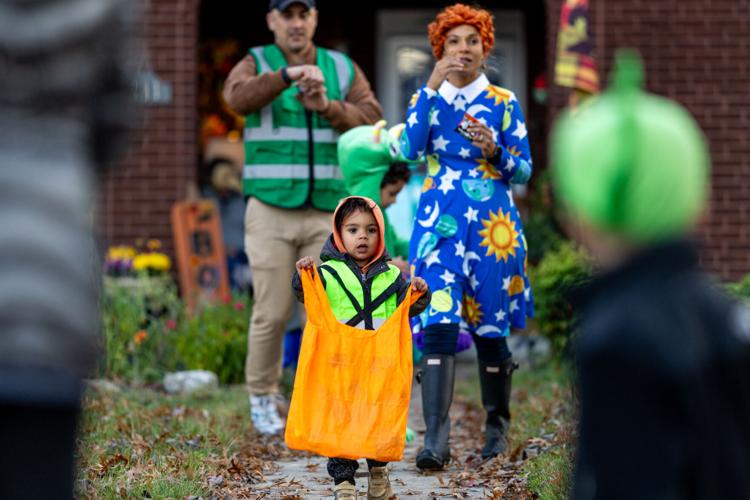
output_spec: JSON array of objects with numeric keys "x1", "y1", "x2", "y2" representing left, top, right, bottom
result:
[
  {"x1": 367, "y1": 466, "x2": 393, "y2": 500},
  {"x1": 249, "y1": 394, "x2": 284, "y2": 435},
  {"x1": 333, "y1": 482, "x2": 357, "y2": 499}
]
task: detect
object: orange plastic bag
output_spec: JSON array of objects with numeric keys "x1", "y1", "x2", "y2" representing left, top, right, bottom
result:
[{"x1": 285, "y1": 267, "x2": 421, "y2": 462}]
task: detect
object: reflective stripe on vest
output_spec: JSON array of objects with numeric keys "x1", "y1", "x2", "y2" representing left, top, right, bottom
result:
[
  {"x1": 243, "y1": 164, "x2": 343, "y2": 180},
  {"x1": 243, "y1": 45, "x2": 353, "y2": 210},
  {"x1": 320, "y1": 260, "x2": 401, "y2": 327}
]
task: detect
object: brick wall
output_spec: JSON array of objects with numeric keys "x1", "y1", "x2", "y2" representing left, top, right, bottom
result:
[
  {"x1": 546, "y1": 0, "x2": 750, "y2": 281},
  {"x1": 98, "y1": 0, "x2": 199, "y2": 257}
]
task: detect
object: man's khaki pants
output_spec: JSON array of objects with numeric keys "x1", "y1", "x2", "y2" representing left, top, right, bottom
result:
[{"x1": 244, "y1": 198, "x2": 330, "y2": 395}]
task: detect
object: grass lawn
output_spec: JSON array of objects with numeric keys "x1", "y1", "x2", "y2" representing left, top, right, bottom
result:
[
  {"x1": 77, "y1": 360, "x2": 575, "y2": 499},
  {"x1": 454, "y1": 360, "x2": 576, "y2": 499}
]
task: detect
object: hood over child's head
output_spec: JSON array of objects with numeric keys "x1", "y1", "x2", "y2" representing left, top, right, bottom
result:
[{"x1": 332, "y1": 196, "x2": 386, "y2": 270}]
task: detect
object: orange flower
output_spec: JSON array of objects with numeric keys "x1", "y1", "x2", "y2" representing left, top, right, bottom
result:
[{"x1": 134, "y1": 330, "x2": 148, "y2": 345}]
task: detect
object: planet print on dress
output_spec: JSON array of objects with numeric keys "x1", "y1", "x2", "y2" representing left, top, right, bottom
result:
[
  {"x1": 422, "y1": 177, "x2": 436, "y2": 192},
  {"x1": 416, "y1": 232, "x2": 439, "y2": 259},
  {"x1": 508, "y1": 275, "x2": 525, "y2": 295},
  {"x1": 435, "y1": 214, "x2": 459, "y2": 238},
  {"x1": 461, "y1": 178, "x2": 495, "y2": 202},
  {"x1": 502, "y1": 104, "x2": 514, "y2": 131},
  {"x1": 429, "y1": 287, "x2": 454, "y2": 315},
  {"x1": 426, "y1": 154, "x2": 441, "y2": 176}
]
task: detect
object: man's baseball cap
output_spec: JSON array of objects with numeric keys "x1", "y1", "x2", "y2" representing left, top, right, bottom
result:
[{"x1": 268, "y1": 0, "x2": 315, "y2": 11}]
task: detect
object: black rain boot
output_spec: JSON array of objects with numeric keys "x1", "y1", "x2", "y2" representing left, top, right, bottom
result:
[
  {"x1": 478, "y1": 357, "x2": 517, "y2": 459},
  {"x1": 416, "y1": 354, "x2": 455, "y2": 470}
]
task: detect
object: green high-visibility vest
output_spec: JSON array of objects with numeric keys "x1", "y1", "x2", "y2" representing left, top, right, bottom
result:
[
  {"x1": 320, "y1": 259, "x2": 401, "y2": 329},
  {"x1": 243, "y1": 44, "x2": 354, "y2": 210}
]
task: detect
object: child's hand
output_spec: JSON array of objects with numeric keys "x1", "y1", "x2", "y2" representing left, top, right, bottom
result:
[
  {"x1": 296, "y1": 256, "x2": 315, "y2": 271},
  {"x1": 411, "y1": 277, "x2": 428, "y2": 292}
]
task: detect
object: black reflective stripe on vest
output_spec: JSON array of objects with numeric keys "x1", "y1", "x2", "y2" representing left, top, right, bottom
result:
[{"x1": 319, "y1": 264, "x2": 400, "y2": 330}]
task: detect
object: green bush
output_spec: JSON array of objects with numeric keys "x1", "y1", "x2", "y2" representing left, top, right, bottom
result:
[
  {"x1": 101, "y1": 277, "x2": 250, "y2": 385},
  {"x1": 100, "y1": 276, "x2": 182, "y2": 383},
  {"x1": 172, "y1": 296, "x2": 250, "y2": 385},
  {"x1": 530, "y1": 241, "x2": 592, "y2": 356},
  {"x1": 727, "y1": 274, "x2": 750, "y2": 303},
  {"x1": 524, "y1": 170, "x2": 565, "y2": 265}
]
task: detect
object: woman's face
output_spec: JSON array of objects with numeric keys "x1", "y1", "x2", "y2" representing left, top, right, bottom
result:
[{"x1": 442, "y1": 24, "x2": 485, "y2": 77}]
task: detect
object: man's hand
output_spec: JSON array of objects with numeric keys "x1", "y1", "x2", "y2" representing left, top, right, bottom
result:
[
  {"x1": 297, "y1": 81, "x2": 330, "y2": 113},
  {"x1": 296, "y1": 256, "x2": 315, "y2": 271},
  {"x1": 411, "y1": 277, "x2": 428, "y2": 293},
  {"x1": 286, "y1": 65, "x2": 324, "y2": 85}
]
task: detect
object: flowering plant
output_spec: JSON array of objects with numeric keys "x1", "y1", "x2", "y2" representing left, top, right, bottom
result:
[{"x1": 105, "y1": 239, "x2": 171, "y2": 277}]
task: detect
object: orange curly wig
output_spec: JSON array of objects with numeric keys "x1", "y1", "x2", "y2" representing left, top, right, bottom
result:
[{"x1": 428, "y1": 4, "x2": 495, "y2": 60}]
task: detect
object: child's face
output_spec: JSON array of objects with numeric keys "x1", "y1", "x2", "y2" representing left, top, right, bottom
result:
[
  {"x1": 380, "y1": 180, "x2": 406, "y2": 209},
  {"x1": 340, "y1": 209, "x2": 380, "y2": 267}
]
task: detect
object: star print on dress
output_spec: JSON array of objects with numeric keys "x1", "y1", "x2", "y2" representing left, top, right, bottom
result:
[
  {"x1": 424, "y1": 249, "x2": 441, "y2": 267},
  {"x1": 453, "y1": 94, "x2": 467, "y2": 111},
  {"x1": 504, "y1": 155, "x2": 516, "y2": 172},
  {"x1": 464, "y1": 206, "x2": 479, "y2": 223},
  {"x1": 512, "y1": 120, "x2": 527, "y2": 140},
  {"x1": 502, "y1": 276, "x2": 511, "y2": 292},
  {"x1": 407, "y1": 112, "x2": 418, "y2": 128},
  {"x1": 509, "y1": 299, "x2": 519, "y2": 313},
  {"x1": 430, "y1": 109, "x2": 440, "y2": 126},
  {"x1": 439, "y1": 269, "x2": 456, "y2": 285},
  {"x1": 432, "y1": 135, "x2": 450, "y2": 152},
  {"x1": 506, "y1": 188, "x2": 515, "y2": 207},
  {"x1": 454, "y1": 240, "x2": 466, "y2": 258},
  {"x1": 494, "y1": 309, "x2": 506, "y2": 322},
  {"x1": 438, "y1": 167, "x2": 461, "y2": 195},
  {"x1": 468, "y1": 168, "x2": 479, "y2": 178},
  {"x1": 459, "y1": 147, "x2": 471, "y2": 159}
]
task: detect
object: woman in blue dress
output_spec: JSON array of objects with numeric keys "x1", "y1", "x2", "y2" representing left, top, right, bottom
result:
[{"x1": 400, "y1": 3, "x2": 534, "y2": 469}]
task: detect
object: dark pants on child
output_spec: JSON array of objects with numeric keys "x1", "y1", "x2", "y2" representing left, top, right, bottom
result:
[{"x1": 328, "y1": 458, "x2": 388, "y2": 485}]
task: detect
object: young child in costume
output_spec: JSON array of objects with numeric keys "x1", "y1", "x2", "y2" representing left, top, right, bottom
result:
[
  {"x1": 337, "y1": 121, "x2": 414, "y2": 272},
  {"x1": 552, "y1": 50, "x2": 750, "y2": 498},
  {"x1": 292, "y1": 196, "x2": 431, "y2": 500}
]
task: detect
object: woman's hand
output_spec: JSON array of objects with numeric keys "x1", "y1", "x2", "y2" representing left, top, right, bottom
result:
[
  {"x1": 467, "y1": 121, "x2": 498, "y2": 159},
  {"x1": 411, "y1": 277, "x2": 428, "y2": 293},
  {"x1": 426, "y1": 56, "x2": 465, "y2": 91},
  {"x1": 296, "y1": 256, "x2": 315, "y2": 271}
]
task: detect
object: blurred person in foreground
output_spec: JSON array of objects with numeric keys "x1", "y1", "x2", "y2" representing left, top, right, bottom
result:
[
  {"x1": 551, "y1": 50, "x2": 750, "y2": 499},
  {"x1": 222, "y1": 0, "x2": 382, "y2": 435},
  {"x1": 0, "y1": 0, "x2": 136, "y2": 498}
]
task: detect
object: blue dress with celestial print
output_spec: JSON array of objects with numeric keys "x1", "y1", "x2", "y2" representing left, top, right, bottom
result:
[{"x1": 401, "y1": 74, "x2": 534, "y2": 338}]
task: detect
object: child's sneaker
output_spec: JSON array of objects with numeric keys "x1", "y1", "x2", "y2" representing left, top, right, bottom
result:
[
  {"x1": 367, "y1": 466, "x2": 393, "y2": 499},
  {"x1": 333, "y1": 481, "x2": 357, "y2": 499},
  {"x1": 249, "y1": 394, "x2": 284, "y2": 435}
]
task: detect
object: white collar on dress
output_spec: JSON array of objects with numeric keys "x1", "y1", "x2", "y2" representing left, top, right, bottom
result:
[{"x1": 438, "y1": 73, "x2": 490, "y2": 105}]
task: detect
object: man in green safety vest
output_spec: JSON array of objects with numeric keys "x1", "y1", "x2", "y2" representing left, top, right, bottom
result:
[{"x1": 223, "y1": 0, "x2": 383, "y2": 435}]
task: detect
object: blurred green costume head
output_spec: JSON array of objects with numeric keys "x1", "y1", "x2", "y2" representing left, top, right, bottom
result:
[
  {"x1": 337, "y1": 120, "x2": 415, "y2": 205},
  {"x1": 551, "y1": 50, "x2": 710, "y2": 243}
]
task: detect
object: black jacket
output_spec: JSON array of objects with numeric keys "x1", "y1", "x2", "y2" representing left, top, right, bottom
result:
[
  {"x1": 572, "y1": 239, "x2": 750, "y2": 499},
  {"x1": 292, "y1": 234, "x2": 431, "y2": 327}
]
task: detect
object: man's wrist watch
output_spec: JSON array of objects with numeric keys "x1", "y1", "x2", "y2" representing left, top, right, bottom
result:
[{"x1": 280, "y1": 66, "x2": 292, "y2": 86}]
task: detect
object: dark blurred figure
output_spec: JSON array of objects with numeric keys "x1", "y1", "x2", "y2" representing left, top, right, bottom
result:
[
  {"x1": 552, "y1": 50, "x2": 750, "y2": 499},
  {"x1": 0, "y1": 0, "x2": 137, "y2": 498}
]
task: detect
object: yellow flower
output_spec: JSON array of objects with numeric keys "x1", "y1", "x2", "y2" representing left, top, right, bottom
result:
[
  {"x1": 133, "y1": 252, "x2": 171, "y2": 272},
  {"x1": 147, "y1": 239, "x2": 162, "y2": 250},
  {"x1": 107, "y1": 246, "x2": 136, "y2": 260}
]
